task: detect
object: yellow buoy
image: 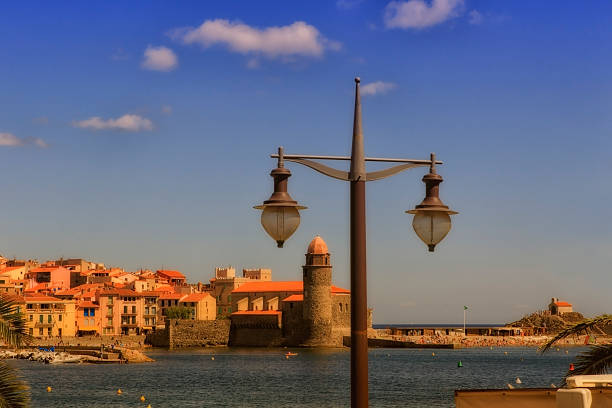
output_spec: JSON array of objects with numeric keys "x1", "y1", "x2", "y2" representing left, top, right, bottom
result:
[
  {"x1": 117, "y1": 389, "x2": 122, "y2": 395},
  {"x1": 285, "y1": 355, "x2": 289, "y2": 359},
  {"x1": 211, "y1": 357, "x2": 215, "y2": 361},
  {"x1": 431, "y1": 352, "x2": 435, "y2": 357},
  {"x1": 140, "y1": 395, "x2": 146, "y2": 402},
  {"x1": 147, "y1": 405, "x2": 152, "y2": 408},
  {"x1": 46, "y1": 386, "x2": 52, "y2": 393},
  {"x1": 504, "y1": 351, "x2": 508, "y2": 355}
]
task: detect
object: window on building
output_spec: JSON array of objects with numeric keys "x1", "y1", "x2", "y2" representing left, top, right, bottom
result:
[
  {"x1": 131, "y1": 316, "x2": 136, "y2": 324},
  {"x1": 48, "y1": 328, "x2": 52, "y2": 336},
  {"x1": 152, "y1": 307, "x2": 156, "y2": 314},
  {"x1": 228, "y1": 307, "x2": 232, "y2": 313},
  {"x1": 84, "y1": 309, "x2": 89, "y2": 317},
  {"x1": 132, "y1": 306, "x2": 136, "y2": 314},
  {"x1": 59, "y1": 314, "x2": 62, "y2": 321},
  {"x1": 47, "y1": 315, "x2": 52, "y2": 323},
  {"x1": 29, "y1": 315, "x2": 33, "y2": 321},
  {"x1": 107, "y1": 318, "x2": 113, "y2": 326},
  {"x1": 38, "y1": 328, "x2": 43, "y2": 336},
  {"x1": 58, "y1": 328, "x2": 62, "y2": 337},
  {"x1": 108, "y1": 297, "x2": 113, "y2": 305},
  {"x1": 152, "y1": 318, "x2": 156, "y2": 325},
  {"x1": 90, "y1": 308, "x2": 95, "y2": 316},
  {"x1": 29, "y1": 328, "x2": 33, "y2": 336},
  {"x1": 123, "y1": 306, "x2": 128, "y2": 314},
  {"x1": 339, "y1": 303, "x2": 342, "y2": 312},
  {"x1": 39, "y1": 315, "x2": 43, "y2": 323}
]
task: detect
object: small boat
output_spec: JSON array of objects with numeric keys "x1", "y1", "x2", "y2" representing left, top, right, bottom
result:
[{"x1": 285, "y1": 352, "x2": 298, "y2": 357}]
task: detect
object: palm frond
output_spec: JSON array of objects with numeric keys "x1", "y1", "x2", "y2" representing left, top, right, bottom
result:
[
  {"x1": 0, "y1": 295, "x2": 31, "y2": 348},
  {"x1": 0, "y1": 361, "x2": 30, "y2": 408},
  {"x1": 539, "y1": 314, "x2": 612, "y2": 353},
  {"x1": 562, "y1": 344, "x2": 612, "y2": 381}
]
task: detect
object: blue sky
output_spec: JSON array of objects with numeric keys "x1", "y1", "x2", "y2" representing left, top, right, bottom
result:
[{"x1": 1, "y1": 0, "x2": 611, "y2": 323}]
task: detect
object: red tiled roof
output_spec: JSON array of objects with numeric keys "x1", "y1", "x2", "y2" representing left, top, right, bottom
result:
[
  {"x1": 554, "y1": 301, "x2": 572, "y2": 307},
  {"x1": 56, "y1": 283, "x2": 101, "y2": 296},
  {"x1": 157, "y1": 270, "x2": 185, "y2": 279},
  {"x1": 232, "y1": 281, "x2": 349, "y2": 295},
  {"x1": 282, "y1": 294, "x2": 304, "y2": 302},
  {"x1": 160, "y1": 293, "x2": 183, "y2": 300},
  {"x1": 0, "y1": 266, "x2": 24, "y2": 273},
  {"x1": 24, "y1": 282, "x2": 49, "y2": 293},
  {"x1": 180, "y1": 293, "x2": 211, "y2": 303},
  {"x1": 140, "y1": 291, "x2": 163, "y2": 297},
  {"x1": 332, "y1": 286, "x2": 350, "y2": 294},
  {"x1": 1, "y1": 294, "x2": 25, "y2": 303},
  {"x1": 232, "y1": 281, "x2": 303, "y2": 293},
  {"x1": 29, "y1": 267, "x2": 64, "y2": 273},
  {"x1": 78, "y1": 301, "x2": 99, "y2": 308},
  {"x1": 231, "y1": 310, "x2": 281, "y2": 316},
  {"x1": 24, "y1": 295, "x2": 62, "y2": 302},
  {"x1": 154, "y1": 285, "x2": 175, "y2": 293}
]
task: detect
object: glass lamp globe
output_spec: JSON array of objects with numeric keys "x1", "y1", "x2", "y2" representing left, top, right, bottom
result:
[
  {"x1": 412, "y1": 211, "x2": 452, "y2": 252},
  {"x1": 260, "y1": 206, "x2": 301, "y2": 248}
]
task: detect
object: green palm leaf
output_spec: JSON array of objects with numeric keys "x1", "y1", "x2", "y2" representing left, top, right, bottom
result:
[
  {"x1": 560, "y1": 344, "x2": 612, "y2": 383},
  {"x1": 0, "y1": 295, "x2": 31, "y2": 407},
  {"x1": 539, "y1": 314, "x2": 612, "y2": 353},
  {"x1": 0, "y1": 361, "x2": 30, "y2": 408}
]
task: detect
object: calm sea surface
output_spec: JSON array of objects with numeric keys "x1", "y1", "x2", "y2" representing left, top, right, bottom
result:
[{"x1": 12, "y1": 347, "x2": 581, "y2": 407}]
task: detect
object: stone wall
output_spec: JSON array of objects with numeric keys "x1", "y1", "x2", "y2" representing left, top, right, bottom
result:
[
  {"x1": 168, "y1": 319, "x2": 230, "y2": 348},
  {"x1": 145, "y1": 319, "x2": 231, "y2": 348},
  {"x1": 145, "y1": 329, "x2": 169, "y2": 347},
  {"x1": 229, "y1": 313, "x2": 283, "y2": 347}
]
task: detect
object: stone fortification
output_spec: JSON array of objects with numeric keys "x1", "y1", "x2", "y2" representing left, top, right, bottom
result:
[
  {"x1": 146, "y1": 319, "x2": 230, "y2": 348},
  {"x1": 228, "y1": 313, "x2": 283, "y2": 347},
  {"x1": 302, "y1": 237, "x2": 333, "y2": 347}
]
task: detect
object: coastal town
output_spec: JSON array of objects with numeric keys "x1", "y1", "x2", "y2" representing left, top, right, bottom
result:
[
  {"x1": 0, "y1": 235, "x2": 604, "y2": 351},
  {"x1": 0, "y1": 235, "x2": 358, "y2": 347}
]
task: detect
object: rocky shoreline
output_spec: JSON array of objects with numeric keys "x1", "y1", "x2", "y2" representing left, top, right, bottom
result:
[{"x1": 0, "y1": 347, "x2": 153, "y2": 364}]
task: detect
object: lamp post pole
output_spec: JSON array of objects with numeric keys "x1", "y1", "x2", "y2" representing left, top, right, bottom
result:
[
  {"x1": 349, "y1": 78, "x2": 368, "y2": 407},
  {"x1": 255, "y1": 78, "x2": 457, "y2": 408}
]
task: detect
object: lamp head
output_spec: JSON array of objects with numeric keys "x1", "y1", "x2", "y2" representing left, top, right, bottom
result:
[
  {"x1": 254, "y1": 147, "x2": 306, "y2": 248},
  {"x1": 406, "y1": 153, "x2": 457, "y2": 252}
]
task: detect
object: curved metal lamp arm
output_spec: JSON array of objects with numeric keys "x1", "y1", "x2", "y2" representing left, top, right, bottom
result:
[
  {"x1": 284, "y1": 158, "x2": 350, "y2": 181},
  {"x1": 366, "y1": 162, "x2": 428, "y2": 181},
  {"x1": 283, "y1": 158, "x2": 428, "y2": 182}
]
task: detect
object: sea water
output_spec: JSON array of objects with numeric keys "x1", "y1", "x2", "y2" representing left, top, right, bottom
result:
[{"x1": 13, "y1": 347, "x2": 581, "y2": 407}]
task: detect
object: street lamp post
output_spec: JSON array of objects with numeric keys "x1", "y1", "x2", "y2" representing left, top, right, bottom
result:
[{"x1": 255, "y1": 78, "x2": 457, "y2": 408}]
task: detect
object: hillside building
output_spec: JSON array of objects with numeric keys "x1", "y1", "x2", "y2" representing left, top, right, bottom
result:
[{"x1": 549, "y1": 298, "x2": 573, "y2": 315}]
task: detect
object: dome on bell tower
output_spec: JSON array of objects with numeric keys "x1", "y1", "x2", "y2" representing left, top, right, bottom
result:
[{"x1": 307, "y1": 236, "x2": 329, "y2": 255}]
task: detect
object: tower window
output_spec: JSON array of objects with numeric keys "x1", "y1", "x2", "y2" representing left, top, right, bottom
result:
[{"x1": 339, "y1": 303, "x2": 343, "y2": 312}]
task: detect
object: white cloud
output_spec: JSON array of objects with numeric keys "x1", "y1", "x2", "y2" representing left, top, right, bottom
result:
[
  {"x1": 72, "y1": 114, "x2": 154, "y2": 132},
  {"x1": 468, "y1": 10, "x2": 483, "y2": 25},
  {"x1": 141, "y1": 45, "x2": 178, "y2": 72},
  {"x1": 361, "y1": 81, "x2": 397, "y2": 96},
  {"x1": 384, "y1": 0, "x2": 464, "y2": 29},
  {"x1": 161, "y1": 105, "x2": 173, "y2": 115},
  {"x1": 171, "y1": 19, "x2": 340, "y2": 60},
  {"x1": 0, "y1": 132, "x2": 47, "y2": 148}
]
